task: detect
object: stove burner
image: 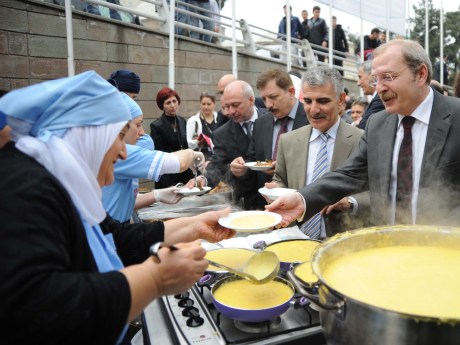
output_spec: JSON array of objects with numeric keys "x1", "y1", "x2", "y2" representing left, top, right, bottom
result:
[{"x1": 234, "y1": 317, "x2": 282, "y2": 334}]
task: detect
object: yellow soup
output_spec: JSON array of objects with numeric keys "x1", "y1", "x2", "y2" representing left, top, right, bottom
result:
[
  {"x1": 322, "y1": 246, "x2": 460, "y2": 319},
  {"x1": 295, "y1": 261, "x2": 317, "y2": 284},
  {"x1": 230, "y1": 214, "x2": 276, "y2": 229},
  {"x1": 205, "y1": 248, "x2": 254, "y2": 271},
  {"x1": 267, "y1": 240, "x2": 319, "y2": 262},
  {"x1": 213, "y1": 279, "x2": 292, "y2": 309}
]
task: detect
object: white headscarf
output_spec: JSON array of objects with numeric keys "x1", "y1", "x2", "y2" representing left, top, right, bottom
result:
[
  {"x1": 15, "y1": 122, "x2": 126, "y2": 225},
  {"x1": 1, "y1": 71, "x2": 131, "y2": 226}
]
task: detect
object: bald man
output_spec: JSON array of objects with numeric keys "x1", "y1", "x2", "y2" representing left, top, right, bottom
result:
[{"x1": 216, "y1": 74, "x2": 237, "y2": 127}]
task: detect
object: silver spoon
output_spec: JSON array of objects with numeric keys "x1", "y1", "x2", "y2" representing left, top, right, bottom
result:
[
  {"x1": 208, "y1": 251, "x2": 279, "y2": 284},
  {"x1": 150, "y1": 242, "x2": 279, "y2": 284}
]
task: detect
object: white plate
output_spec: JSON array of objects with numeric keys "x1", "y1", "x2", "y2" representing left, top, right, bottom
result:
[
  {"x1": 258, "y1": 187, "x2": 297, "y2": 200},
  {"x1": 218, "y1": 211, "x2": 282, "y2": 232},
  {"x1": 244, "y1": 162, "x2": 273, "y2": 171},
  {"x1": 177, "y1": 186, "x2": 211, "y2": 196}
]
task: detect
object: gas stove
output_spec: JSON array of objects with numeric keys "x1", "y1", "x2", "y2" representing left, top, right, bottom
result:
[{"x1": 143, "y1": 273, "x2": 325, "y2": 345}]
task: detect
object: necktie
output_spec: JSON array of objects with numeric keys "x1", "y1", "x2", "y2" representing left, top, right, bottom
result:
[
  {"x1": 301, "y1": 133, "x2": 330, "y2": 239},
  {"x1": 395, "y1": 116, "x2": 416, "y2": 224},
  {"x1": 243, "y1": 121, "x2": 253, "y2": 140},
  {"x1": 272, "y1": 117, "x2": 290, "y2": 160}
]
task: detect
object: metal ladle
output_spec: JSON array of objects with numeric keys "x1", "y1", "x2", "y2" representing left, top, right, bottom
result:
[{"x1": 150, "y1": 242, "x2": 280, "y2": 284}]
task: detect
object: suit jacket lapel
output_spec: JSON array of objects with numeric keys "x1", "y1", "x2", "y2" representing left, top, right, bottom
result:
[
  {"x1": 419, "y1": 92, "x2": 451, "y2": 188},
  {"x1": 331, "y1": 121, "x2": 354, "y2": 169},
  {"x1": 379, "y1": 115, "x2": 398, "y2": 197},
  {"x1": 293, "y1": 102, "x2": 308, "y2": 129},
  {"x1": 230, "y1": 120, "x2": 249, "y2": 150},
  {"x1": 261, "y1": 112, "x2": 274, "y2": 159},
  {"x1": 297, "y1": 126, "x2": 311, "y2": 188}
]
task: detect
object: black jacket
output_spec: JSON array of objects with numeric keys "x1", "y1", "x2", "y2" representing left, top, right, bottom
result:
[
  {"x1": 333, "y1": 24, "x2": 348, "y2": 52},
  {"x1": 150, "y1": 113, "x2": 194, "y2": 188}
]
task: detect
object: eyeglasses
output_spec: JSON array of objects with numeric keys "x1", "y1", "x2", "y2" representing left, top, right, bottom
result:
[
  {"x1": 216, "y1": 90, "x2": 224, "y2": 96},
  {"x1": 368, "y1": 67, "x2": 408, "y2": 87}
]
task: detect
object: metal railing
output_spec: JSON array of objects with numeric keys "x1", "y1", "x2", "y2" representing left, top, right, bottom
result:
[{"x1": 45, "y1": 0, "x2": 360, "y2": 78}]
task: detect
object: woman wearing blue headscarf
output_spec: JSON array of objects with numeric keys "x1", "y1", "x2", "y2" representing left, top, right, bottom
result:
[
  {"x1": 102, "y1": 93, "x2": 205, "y2": 223},
  {"x1": 0, "y1": 71, "x2": 234, "y2": 344}
]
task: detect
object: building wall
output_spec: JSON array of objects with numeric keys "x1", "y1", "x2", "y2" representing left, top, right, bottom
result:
[{"x1": 0, "y1": 0, "x2": 359, "y2": 131}]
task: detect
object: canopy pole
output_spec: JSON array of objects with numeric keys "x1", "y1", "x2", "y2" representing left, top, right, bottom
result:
[
  {"x1": 64, "y1": 0, "x2": 75, "y2": 76},
  {"x1": 231, "y1": 0, "x2": 237, "y2": 78},
  {"x1": 168, "y1": 0, "x2": 175, "y2": 89}
]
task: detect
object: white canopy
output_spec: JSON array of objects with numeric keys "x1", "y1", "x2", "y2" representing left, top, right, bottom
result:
[{"x1": 315, "y1": 0, "x2": 407, "y2": 35}]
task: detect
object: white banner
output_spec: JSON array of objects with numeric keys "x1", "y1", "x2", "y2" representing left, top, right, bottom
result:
[{"x1": 315, "y1": 0, "x2": 407, "y2": 35}]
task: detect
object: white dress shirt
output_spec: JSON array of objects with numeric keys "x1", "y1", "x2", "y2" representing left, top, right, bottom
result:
[
  {"x1": 239, "y1": 106, "x2": 259, "y2": 135},
  {"x1": 305, "y1": 117, "x2": 340, "y2": 238},
  {"x1": 389, "y1": 88, "x2": 433, "y2": 224}
]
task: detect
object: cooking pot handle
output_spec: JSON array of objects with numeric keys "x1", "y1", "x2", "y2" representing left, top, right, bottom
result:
[{"x1": 286, "y1": 271, "x2": 344, "y2": 314}]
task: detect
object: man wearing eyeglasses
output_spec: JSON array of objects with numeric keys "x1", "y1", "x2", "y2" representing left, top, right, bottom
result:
[
  {"x1": 266, "y1": 39, "x2": 460, "y2": 228},
  {"x1": 356, "y1": 60, "x2": 385, "y2": 129}
]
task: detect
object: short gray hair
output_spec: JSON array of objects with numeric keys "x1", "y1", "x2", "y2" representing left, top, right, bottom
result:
[
  {"x1": 301, "y1": 66, "x2": 344, "y2": 97},
  {"x1": 358, "y1": 60, "x2": 372, "y2": 75},
  {"x1": 373, "y1": 39, "x2": 432, "y2": 84}
]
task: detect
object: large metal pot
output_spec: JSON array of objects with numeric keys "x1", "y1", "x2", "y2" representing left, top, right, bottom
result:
[
  {"x1": 290, "y1": 225, "x2": 460, "y2": 345},
  {"x1": 211, "y1": 276, "x2": 294, "y2": 322}
]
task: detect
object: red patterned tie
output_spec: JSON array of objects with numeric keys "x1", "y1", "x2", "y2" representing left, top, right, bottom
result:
[
  {"x1": 272, "y1": 117, "x2": 289, "y2": 160},
  {"x1": 395, "y1": 116, "x2": 416, "y2": 224}
]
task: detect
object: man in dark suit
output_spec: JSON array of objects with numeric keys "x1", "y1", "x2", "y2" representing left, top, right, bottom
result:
[
  {"x1": 267, "y1": 66, "x2": 367, "y2": 238},
  {"x1": 205, "y1": 80, "x2": 270, "y2": 209},
  {"x1": 230, "y1": 69, "x2": 308, "y2": 209},
  {"x1": 357, "y1": 60, "x2": 385, "y2": 129},
  {"x1": 267, "y1": 39, "x2": 460, "y2": 228}
]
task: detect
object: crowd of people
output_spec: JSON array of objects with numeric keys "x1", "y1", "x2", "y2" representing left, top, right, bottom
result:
[
  {"x1": 277, "y1": 5, "x2": 397, "y2": 74},
  {"x1": 2, "y1": 34, "x2": 460, "y2": 344}
]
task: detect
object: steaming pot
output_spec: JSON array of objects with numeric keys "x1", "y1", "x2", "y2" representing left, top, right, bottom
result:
[{"x1": 292, "y1": 225, "x2": 460, "y2": 345}]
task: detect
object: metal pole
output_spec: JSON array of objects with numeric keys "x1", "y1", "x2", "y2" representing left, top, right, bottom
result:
[
  {"x1": 64, "y1": 0, "x2": 75, "y2": 76},
  {"x1": 440, "y1": 0, "x2": 444, "y2": 85},
  {"x1": 168, "y1": 0, "x2": 175, "y2": 89},
  {"x1": 328, "y1": 1, "x2": 333, "y2": 67},
  {"x1": 231, "y1": 0, "x2": 237, "y2": 78},
  {"x1": 286, "y1": 0, "x2": 291, "y2": 71},
  {"x1": 425, "y1": 0, "x2": 429, "y2": 54},
  {"x1": 407, "y1": 0, "x2": 411, "y2": 39}
]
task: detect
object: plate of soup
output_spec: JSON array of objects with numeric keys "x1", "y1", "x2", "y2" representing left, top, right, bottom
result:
[{"x1": 218, "y1": 211, "x2": 282, "y2": 232}]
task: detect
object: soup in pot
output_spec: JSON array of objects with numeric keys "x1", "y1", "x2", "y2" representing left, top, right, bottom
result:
[
  {"x1": 213, "y1": 279, "x2": 293, "y2": 309},
  {"x1": 267, "y1": 240, "x2": 319, "y2": 262},
  {"x1": 294, "y1": 261, "x2": 317, "y2": 284},
  {"x1": 322, "y1": 246, "x2": 460, "y2": 319}
]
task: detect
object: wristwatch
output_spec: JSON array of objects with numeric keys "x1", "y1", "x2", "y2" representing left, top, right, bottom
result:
[{"x1": 347, "y1": 197, "x2": 355, "y2": 213}]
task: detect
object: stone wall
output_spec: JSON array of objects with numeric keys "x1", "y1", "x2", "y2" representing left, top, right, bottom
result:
[
  {"x1": 0, "y1": 0, "x2": 283, "y2": 130},
  {"x1": 0, "y1": 0, "x2": 359, "y2": 131}
]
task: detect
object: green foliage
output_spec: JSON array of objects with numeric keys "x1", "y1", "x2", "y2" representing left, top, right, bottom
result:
[{"x1": 409, "y1": 0, "x2": 460, "y2": 85}]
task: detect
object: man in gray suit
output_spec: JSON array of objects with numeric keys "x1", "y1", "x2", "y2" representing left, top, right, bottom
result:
[
  {"x1": 266, "y1": 66, "x2": 367, "y2": 238},
  {"x1": 267, "y1": 39, "x2": 460, "y2": 228}
]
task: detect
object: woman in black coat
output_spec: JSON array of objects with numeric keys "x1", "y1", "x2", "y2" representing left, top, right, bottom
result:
[{"x1": 150, "y1": 87, "x2": 194, "y2": 188}]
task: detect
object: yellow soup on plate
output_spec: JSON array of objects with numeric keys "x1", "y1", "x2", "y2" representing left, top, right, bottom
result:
[
  {"x1": 230, "y1": 214, "x2": 276, "y2": 229},
  {"x1": 267, "y1": 240, "x2": 319, "y2": 262},
  {"x1": 205, "y1": 248, "x2": 254, "y2": 271},
  {"x1": 213, "y1": 279, "x2": 292, "y2": 309},
  {"x1": 322, "y1": 246, "x2": 460, "y2": 319}
]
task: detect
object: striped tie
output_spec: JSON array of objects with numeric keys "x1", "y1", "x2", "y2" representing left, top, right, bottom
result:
[{"x1": 301, "y1": 133, "x2": 330, "y2": 239}]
